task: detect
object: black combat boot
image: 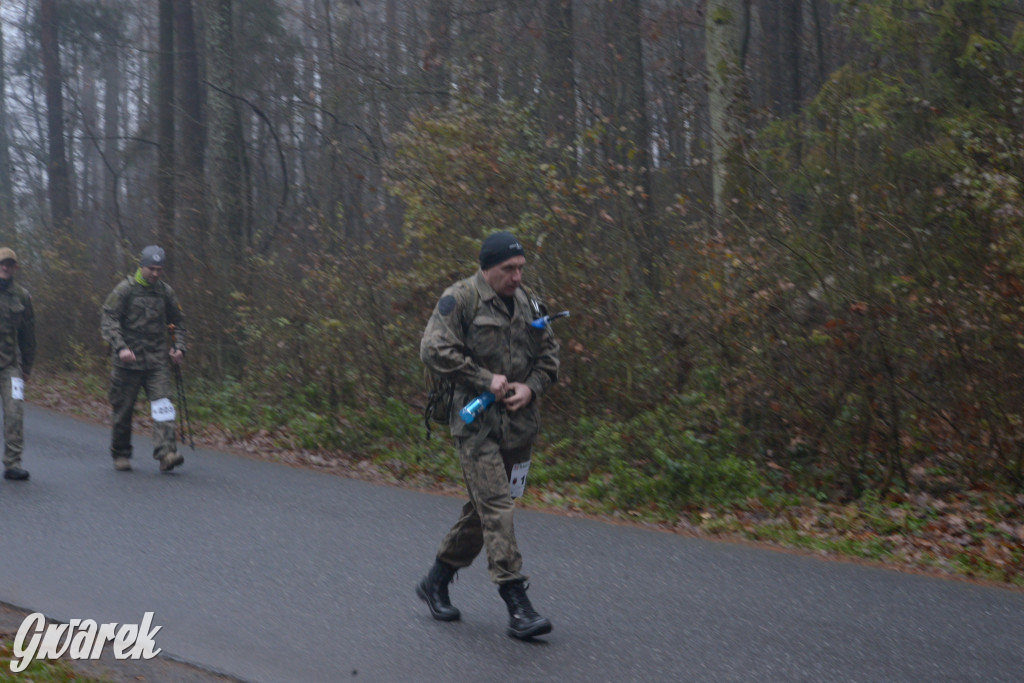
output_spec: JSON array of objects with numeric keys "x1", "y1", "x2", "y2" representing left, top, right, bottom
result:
[
  {"x1": 3, "y1": 467, "x2": 29, "y2": 481},
  {"x1": 416, "y1": 560, "x2": 461, "y2": 621},
  {"x1": 498, "y1": 580, "x2": 552, "y2": 639}
]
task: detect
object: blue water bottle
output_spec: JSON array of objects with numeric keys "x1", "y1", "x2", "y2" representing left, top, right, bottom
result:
[
  {"x1": 459, "y1": 392, "x2": 496, "y2": 423},
  {"x1": 530, "y1": 311, "x2": 570, "y2": 329}
]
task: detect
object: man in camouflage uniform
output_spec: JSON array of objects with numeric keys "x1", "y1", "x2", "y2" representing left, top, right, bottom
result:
[
  {"x1": 416, "y1": 231, "x2": 560, "y2": 640},
  {"x1": 0, "y1": 248, "x2": 35, "y2": 482},
  {"x1": 100, "y1": 245, "x2": 186, "y2": 473}
]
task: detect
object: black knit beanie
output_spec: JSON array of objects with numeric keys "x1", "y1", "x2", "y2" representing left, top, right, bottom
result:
[{"x1": 479, "y1": 232, "x2": 525, "y2": 270}]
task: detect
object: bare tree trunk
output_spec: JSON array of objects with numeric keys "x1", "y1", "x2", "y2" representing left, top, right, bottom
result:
[
  {"x1": 157, "y1": 0, "x2": 176, "y2": 250},
  {"x1": 383, "y1": 0, "x2": 407, "y2": 238},
  {"x1": 782, "y1": 0, "x2": 803, "y2": 164},
  {"x1": 174, "y1": 0, "x2": 206, "y2": 267},
  {"x1": 79, "y1": 63, "x2": 104, "y2": 268},
  {"x1": 761, "y1": 0, "x2": 780, "y2": 114},
  {"x1": 704, "y1": 0, "x2": 747, "y2": 223},
  {"x1": 782, "y1": 0, "x2": 803, "y2": 116},
  {"x1": 100, "y1": 3, "x2": 122, "y2": 259},
  {"x1": 317, "y1": 0, "x2": 362, "y2": 244},
  {"x1": 541, "y1": 0, "x2": 575, "y2": 160},
  {"x1": 204, "y1": 0, "x2": 247, "y2": 261},
  {"x1": 810, "y1": 0, "x2": 827, "y2": 89},
  {"x1": 202, "y1": 0, "x2": 247, "y2": 376},
  {"x1": 622, "y1": 0, "x2": 657, "y2": 285},
  {"x1": 0, "y1": 21, "x2": 14, "y2": 233},
  {"x1": 606, "y1": 0, "x2": 658, "y2": 287},
  {"x1": 423, "y1": 0, "x2": 451, "y2": 107},
  {"x1": 40, "y1": 0, "x2": 72, "y2": 229},
  {"x1": 342, "y1": 0, "x2": 367, "y2": 242}
]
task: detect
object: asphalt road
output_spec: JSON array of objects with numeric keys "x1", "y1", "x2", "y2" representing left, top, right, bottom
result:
[{"x1": 1, "y1": 404, "x2": 1022, "y2": 682}]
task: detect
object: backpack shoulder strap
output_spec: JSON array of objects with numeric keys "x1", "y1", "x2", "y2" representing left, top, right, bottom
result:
[
  {"x1": 518, "y1": 281, "x2": 547, "y2": 320},
  {"x1": 459, "y1": 279, "x2": 481, "y2": 334},
  {"x1": 115, "y1": 276, "x2": 136, "y2": 317}
]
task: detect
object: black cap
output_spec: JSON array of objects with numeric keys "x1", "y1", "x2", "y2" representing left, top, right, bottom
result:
[{"x1": 479, "y1": 232, "x2": 525, "y2": 270}]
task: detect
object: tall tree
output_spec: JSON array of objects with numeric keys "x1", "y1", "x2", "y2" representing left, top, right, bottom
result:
[
  {"x1": 623, "y1": 0, "x2": 655, "y2": 268},
  {"x1": 204, "y1": 0, "x2": 247, "y2": 260},
  {"x1": 201, "y1": 0, "x2": 249, "y2": 375},
  {"x1": 40, "y1": 0, "x2": 72, "y2": 229},
  {"x1": 100, "y1": 1, "x2": 123, "y2": 251},
  {"x1": 326, "y1": 0, "x2": 368, "y2": 242},
  {"x1": 704, "y1": 0, "x2": 748, "y2": 221},
  {"x1": 781, "y1": 0, "x2": 803, "y2": 117},
  {"x1": 782, "y1": 0, "x2": 803, "y2": 165},
  {"x1": 174, "y1": 0, "x2": 206, "y2": 266},
  {"x1": 606, "y1": 0, "x2": 658, "y2": 285},
  {"x1": 157, "y1": 0, "x2": 176, "y2": 249},
  {"x1": 0, "y1": 18, "x2": 14, "y2": 232},
  {"x1": 423, "y1": 0, "x2": 452, "y2": 107},
  {"x1": 541, "y1": 0, "x2": 575, "y2": 159}
]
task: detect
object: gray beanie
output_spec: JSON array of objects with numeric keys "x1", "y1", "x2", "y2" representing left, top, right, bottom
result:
[{"x1": 140, "y1": 245, "x2": 166, "y2": 268}]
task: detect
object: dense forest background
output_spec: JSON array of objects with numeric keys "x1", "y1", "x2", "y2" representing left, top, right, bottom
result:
[{"x1": 2, "y1": 0, "x2": 1024, "y2": 532}]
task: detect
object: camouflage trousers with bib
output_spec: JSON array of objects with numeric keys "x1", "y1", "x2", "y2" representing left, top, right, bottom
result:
[
  {"x1": 435, "y1": 437, "x2": 532, "y2": 584},
  {"x1": 108, "y1": 363, "x2": 176, "y2": 462}
]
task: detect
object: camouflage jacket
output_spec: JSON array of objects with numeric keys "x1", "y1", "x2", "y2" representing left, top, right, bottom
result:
[
  {"x1": 0, "y1": 280, "x2": 35, "y2": 374},
  {"x1": 100, "y1": 273, "x2": 186, "y2": 370},
  {"x1": 420, "y1": 271, "x2": 559, "y2": 449}
]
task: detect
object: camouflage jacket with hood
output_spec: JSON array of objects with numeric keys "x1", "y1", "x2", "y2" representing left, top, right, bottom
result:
[
  {"x1": 420, "y1": 271, "x2": 559, "y2": 449},
  {"x1": 0, "y1": 280, "x2": 35, "y2": 374},
  {"x1": 101, "y1": 272, "x2": 186, "y2": 370}
]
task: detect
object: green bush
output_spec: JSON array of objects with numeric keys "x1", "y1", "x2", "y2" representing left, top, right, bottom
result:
[{"x1": 541, "y1": 392, "x2": 762, "y2": 511}]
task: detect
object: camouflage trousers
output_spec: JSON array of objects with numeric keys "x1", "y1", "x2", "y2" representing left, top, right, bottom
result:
[
  {"x1": 0, "y1": 364, "x2": 23, "y2": 469},
  {"x1": 436, "y1": 438, "x2": 532, "y2": 584},
  {"x1": 108, "y1": 363, "x2": 176, "y2": 462}
]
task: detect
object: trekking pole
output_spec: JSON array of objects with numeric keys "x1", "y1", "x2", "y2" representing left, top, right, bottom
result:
[
  {"x1": 173, "y1": 363, "x2": 195, "y2": 450},
  {"x1": 169, "y1": 325, "x2": 195, "y2": 450}
]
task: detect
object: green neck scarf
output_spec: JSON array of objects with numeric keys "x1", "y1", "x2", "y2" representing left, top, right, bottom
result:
[{"x1": 134, "y1": 268, "x2": 152, "y2": 287}]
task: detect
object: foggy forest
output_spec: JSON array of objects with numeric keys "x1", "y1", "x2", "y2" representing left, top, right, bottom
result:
[{"x1": 3, "y1": 0, "x2": 1023, "y2": 582}]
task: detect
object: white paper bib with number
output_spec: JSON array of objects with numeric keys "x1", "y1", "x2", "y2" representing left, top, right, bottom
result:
[
  {"x1": 509, "y1": 460, "x2": 531, "y2": 499},
  {"x1": 11, "y1": 377, "x2": 23, "y2": 401},
  {"x1": 151, "y1": 398, "x2": 176, "y2": 422}
]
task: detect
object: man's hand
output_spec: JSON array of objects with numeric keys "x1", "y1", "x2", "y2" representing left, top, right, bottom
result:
[
  {"x1": 118, "y1": 348, "x2": 137, "y2": 362},
  {"x1": 169, "y1": 348, "x2": 184, "y2": 365},
  {"x1": 488, "y1": 373, "x2": 509, "y2": 397},
  {"x1": 502, "y1": 382, "x2": 533, "y2": 412}
]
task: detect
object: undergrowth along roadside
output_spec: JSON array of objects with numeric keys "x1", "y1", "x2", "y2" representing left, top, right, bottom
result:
[{"x1": 27, "y1": 369, "x2": 1024, "y2": 588}]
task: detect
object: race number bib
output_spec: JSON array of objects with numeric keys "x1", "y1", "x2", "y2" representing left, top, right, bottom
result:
[
  {"x1": 151, "y1": 398, "x2": 176, "y2": 422},
  {"x1": 10, "y1": 377, "x2": 23, "y2": 401},
  {"x1": 509, "y1": 460, "x2": 531, "y2": 499}
]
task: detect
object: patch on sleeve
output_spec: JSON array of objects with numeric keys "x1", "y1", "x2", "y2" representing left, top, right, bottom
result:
[{"x1": 438, "y1": 295, "x2": 457, "y2": 316}]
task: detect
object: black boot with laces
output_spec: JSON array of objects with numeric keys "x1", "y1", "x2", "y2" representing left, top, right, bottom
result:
[
  {"x1": 498, "y1": 579, "x2": 552, "y2": 639},
  {"x1": 416, "y1": 560, "x2": 461, "y2": 621}
]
